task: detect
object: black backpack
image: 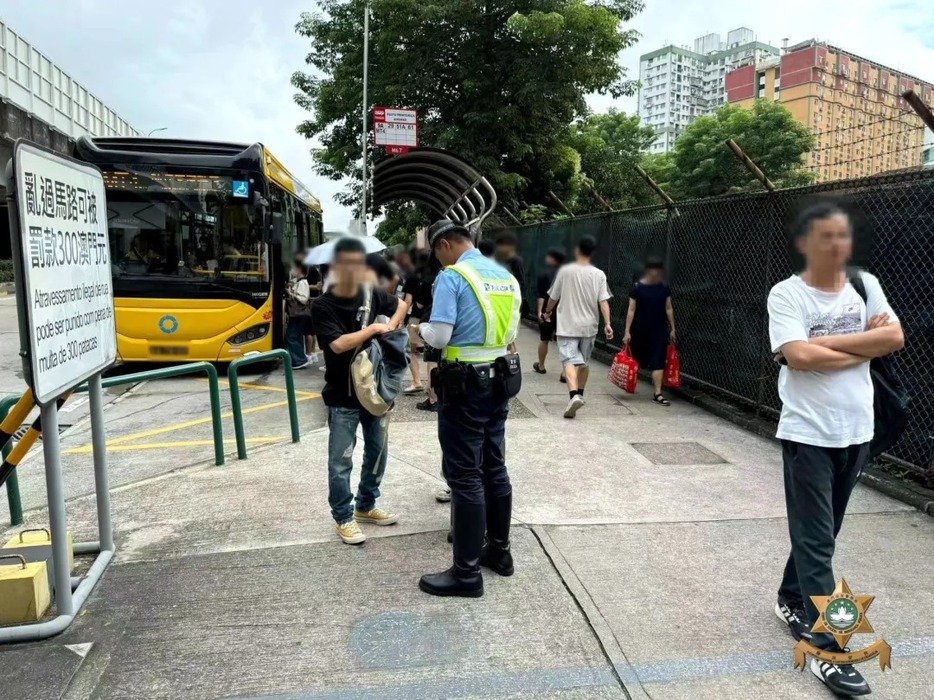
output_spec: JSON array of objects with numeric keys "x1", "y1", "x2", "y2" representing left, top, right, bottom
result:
[{"x1": 848, "y1": 269, "x2": 910, "y2": 459}]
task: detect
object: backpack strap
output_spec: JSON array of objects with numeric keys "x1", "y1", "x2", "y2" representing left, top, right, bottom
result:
[
  {"x1": 357, "y1": 284, "x2": 375, "y2": 329},
  {"x1": 847, "y1": 266, "x2": 867, "y2": 304}
]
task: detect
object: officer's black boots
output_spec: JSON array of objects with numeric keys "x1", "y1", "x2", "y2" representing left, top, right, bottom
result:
[
  {"x1": 481, "y1": 492, "x2": 514, "y2": 577},
  {"x1": 419, "y1": 502, "x2": 485, "y2": 598}
]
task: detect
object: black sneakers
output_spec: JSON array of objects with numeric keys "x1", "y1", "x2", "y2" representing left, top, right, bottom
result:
[
  {"x1": 810, "y1": 657, "x2": 872, "y2": 696},
  {"x1": 774, "y1": 598, "x2": 813, "y2": 642}
]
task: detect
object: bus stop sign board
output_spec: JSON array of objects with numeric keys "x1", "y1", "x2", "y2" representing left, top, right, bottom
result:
[
  {"x1": 373, "y1": 107, "x2": 418, "y2": 155},
  {"x1": 11, "y1": 140, "x2": 116, "y2": 406}
]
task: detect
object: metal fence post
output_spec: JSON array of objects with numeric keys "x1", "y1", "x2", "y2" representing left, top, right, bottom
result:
[
  {"x1": 0, "y1": 396, "x2": 24, "y2": 526},
  {"x1": 228, "y1": 349, "x2": 299, "y2": 460},
  {"x1": 204, "y1": 364, "x2": 225, "y2": 467}
]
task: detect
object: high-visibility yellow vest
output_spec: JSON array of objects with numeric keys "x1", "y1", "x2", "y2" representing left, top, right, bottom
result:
[{"x1": 443, "y1": 261, "x2": 522, "y2": 363}]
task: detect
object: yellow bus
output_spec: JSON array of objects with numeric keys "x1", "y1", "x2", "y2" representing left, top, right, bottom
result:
[{"x1": 72, "y1": 137, "x2": 322, "y2": 362}]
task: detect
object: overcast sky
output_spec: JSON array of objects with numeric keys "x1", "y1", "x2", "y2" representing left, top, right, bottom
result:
[{"x1": 3, "y1": 1, "x2": 932, "y2": 229}]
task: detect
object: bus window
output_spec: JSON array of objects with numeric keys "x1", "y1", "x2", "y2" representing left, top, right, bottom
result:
[{"x1": 103, "y1": 168, "x2": 269, "y2": 288}]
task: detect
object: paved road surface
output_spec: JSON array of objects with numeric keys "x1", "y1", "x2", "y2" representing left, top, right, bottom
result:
[{"x1": 0, "y1": 319, "x2": 932, "y2": 700}]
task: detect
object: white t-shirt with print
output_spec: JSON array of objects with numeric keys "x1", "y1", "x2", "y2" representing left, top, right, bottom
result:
[{"x1": 767, "y1": 272, "x2": 897, "y2": 448}]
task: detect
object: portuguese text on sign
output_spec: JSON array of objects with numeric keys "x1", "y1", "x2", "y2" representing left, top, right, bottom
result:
[
  {"x1": 13, "y1": 142, "x2": 117, "y2": 405},
  {"x1": 373, "y1": 107, "x2": 418, "y2": 155}
]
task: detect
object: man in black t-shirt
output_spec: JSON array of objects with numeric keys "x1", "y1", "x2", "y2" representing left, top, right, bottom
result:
[
  {"x1": 313, "y1": 238, "x2": 408, "y2": 545},
  {"x1": 533, "y1": 248, "x2": 565, "y2": 375}
]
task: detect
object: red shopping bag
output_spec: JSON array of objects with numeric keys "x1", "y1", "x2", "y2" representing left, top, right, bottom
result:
[
  {"x1": 608, "y1": 346, "x2": 639, "y2": 393},
  {"x1": 664, "y1": 344, "x2": 681, "y2": 388}
]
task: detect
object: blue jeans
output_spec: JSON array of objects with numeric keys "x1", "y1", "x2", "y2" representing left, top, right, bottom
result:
[
  {"x1": 327, "y1": 406, "x2": 390, "y2": 523},
  {"x1": 285, "y1": 317, "x2": 307, "y2": 367}
]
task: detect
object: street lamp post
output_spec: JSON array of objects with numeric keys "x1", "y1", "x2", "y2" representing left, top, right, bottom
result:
[
  {"x1": 148, "y1": 127, "x2": 168, "y2": 137},
  {"x1": 361, "y1": 1, "x2": 370, "y2": 234}
]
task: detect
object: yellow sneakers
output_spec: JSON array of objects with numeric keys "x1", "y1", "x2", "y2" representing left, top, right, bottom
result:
[
  {"x1": 354, "y1": 507, "x2": 399, "y2": 526},
  {"x1": 336, "y1": 520, "x2": 366, "y2": 545}
]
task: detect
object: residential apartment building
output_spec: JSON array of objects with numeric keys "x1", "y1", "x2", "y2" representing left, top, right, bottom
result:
[
  {"x1": 726, "y1": 39, "x2": 934, "y2": 180},
  {"x1": 638, "y1": 28, "x2": 780, "y2": 153}
]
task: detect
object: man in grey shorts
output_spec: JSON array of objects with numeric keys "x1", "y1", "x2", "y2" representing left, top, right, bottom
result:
[{"x1": 543, "y1": 236, "x2": 613, "y2": 418}]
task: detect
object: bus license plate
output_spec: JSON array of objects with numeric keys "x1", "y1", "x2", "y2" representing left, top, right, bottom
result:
[{"x1": 150, "y1": 345, "x2": 189, "y2": 357}]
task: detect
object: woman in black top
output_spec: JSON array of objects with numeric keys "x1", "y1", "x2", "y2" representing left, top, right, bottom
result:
[{"x1": 623, "y1": 259, "x2": 677, "y2": 406}]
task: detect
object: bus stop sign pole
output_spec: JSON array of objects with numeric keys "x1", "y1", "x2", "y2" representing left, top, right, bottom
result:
[{"x1": 0, "y1": 139, "x2": 117, "y2": 643}]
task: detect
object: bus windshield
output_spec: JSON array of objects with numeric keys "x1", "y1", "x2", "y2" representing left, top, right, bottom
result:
[{"x1": 102, "y1": 167, "x2": 269, "y2": 293}]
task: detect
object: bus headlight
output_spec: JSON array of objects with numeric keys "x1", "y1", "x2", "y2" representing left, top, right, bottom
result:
[{"x1": 227, "y1": 324, "x2": 270, "y2": 346}]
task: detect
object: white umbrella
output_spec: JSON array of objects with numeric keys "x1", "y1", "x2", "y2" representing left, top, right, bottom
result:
[{"x1": 304, "y1": 235, "x2": 386, "y2": 266}]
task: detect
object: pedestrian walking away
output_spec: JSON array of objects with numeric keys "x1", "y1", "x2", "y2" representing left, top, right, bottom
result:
[
  {"x1": 543, "y1": 236, "x2": 613, "y2": 419},
  {"x1": 417, "y1": 219, "x2": 522, "y2": 598},
  {"x1": 623, "y1": 258, "x2": 676, "y2": 406},
  {"x1": 768, "y1": 202, "x2": 903, "y2": 697},
  {"x1": 533, "y1": 248, "x2": 566, "y2": 376},
  {"x1": 285, "y1": 255, "x2": 312, "y2": 370},
  {"x1": 312, "y1": 237, "x2": 409, "y2": 545}
]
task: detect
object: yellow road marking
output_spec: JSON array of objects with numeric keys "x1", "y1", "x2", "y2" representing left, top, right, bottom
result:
[
  {"x1": 64, "y1": 437, "x2": 285, "y2": 455},
  {"x1": 199, "y1": 378, "x2": 320, "y2": 398},
  {"x1": 104, "y1": 396, "x2": 318, "y2": 446}
]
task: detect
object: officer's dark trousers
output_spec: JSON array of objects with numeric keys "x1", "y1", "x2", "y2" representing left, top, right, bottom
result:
[{"x1": 438, "y1": 381, "x2": 512, "y2": 506}]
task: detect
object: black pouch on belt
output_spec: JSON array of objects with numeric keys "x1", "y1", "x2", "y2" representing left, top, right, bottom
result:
[
  {"x1": 438, "y1": 362, "x2": 468, "y2": 404},
  {"x1": 493, "y1": 353, "x2": 522, "y2": 400}
]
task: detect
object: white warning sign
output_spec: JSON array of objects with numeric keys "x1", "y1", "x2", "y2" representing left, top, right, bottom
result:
[{"x1": 13, "y1": 141, "x2": 116, "y2": 405}]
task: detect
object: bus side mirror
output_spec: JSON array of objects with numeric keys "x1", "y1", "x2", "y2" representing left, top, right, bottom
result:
[{"x1": 269, "y1": 212, "x2": 284, "y2": 245}]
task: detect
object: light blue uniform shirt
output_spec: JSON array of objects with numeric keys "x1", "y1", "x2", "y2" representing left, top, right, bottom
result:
[{"x1": 430, "y1": 249, "x2": 516, "y2": 348}]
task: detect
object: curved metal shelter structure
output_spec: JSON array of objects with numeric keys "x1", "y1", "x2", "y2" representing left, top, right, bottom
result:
[{"x1": 372, "y1": 148, "x2": 497, "y2": 232}]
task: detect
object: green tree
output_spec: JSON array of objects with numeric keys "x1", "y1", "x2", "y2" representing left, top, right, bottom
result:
[
  {"x1": 375, "y1": 205, "x2": 429, "y2": 247},
  {"x1": 292, "y1": 0, "x2": 643, "y2": 217},
  {"x1": 644, "y1": 100, "x2": 816, "y2": 200},
  {"x1": 569, "y1": 109, "x2": 657, "y2": 211}
]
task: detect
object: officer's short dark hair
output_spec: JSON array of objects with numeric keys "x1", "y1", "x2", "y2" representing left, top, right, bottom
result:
[
  {"x1": 577, "y1": 236, "x2": 597, "y2": 257},
  {"x1": 428, "y1": 219, "x2": 472, "y2": 248},
  {"x1": 644, "y1": 257, "x2": 664, "y2": 271},
  {"x1": 333, "y1": 237, "x2": 366, "y2": 259},
  {"x1": 495, "y1": 231, "x2": 517, "y2": 247}
]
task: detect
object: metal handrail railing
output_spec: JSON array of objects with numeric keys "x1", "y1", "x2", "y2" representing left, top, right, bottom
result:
[
  {"x1": 75, "y1": 362, "x2": 225, "y2": 466},
  {"x1": 227, "y1": 350, "x2": 299, "y2": 460},
  {"x1": 1, "y1": 395, "x2": 24, "y2": 526}
]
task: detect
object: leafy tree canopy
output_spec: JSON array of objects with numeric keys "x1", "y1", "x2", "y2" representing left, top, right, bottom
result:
[
  {"x1": 642, "y1": 100, "x2": 816, "y2": 200},
  {"x1": 569, "y1": 109, "x2": 657, "y2": 211},
  {"x1": 292, "y1": 0, "x2": 643, "y2": 217},
  {"x1": 375, "y1": 204, "x2": 430, "y2": 247}
]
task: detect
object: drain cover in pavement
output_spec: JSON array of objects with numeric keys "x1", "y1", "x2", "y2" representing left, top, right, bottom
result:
[{"x1": 631, "y1": 441, "x2": 727, "y2": 465}]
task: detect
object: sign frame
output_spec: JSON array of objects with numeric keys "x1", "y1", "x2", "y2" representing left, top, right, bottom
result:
[
  {"x1": 373, "y1": 106, "x2": 419, "y2": 155},
  {"x1": 7, "y1": 139, "x2": 117, "y2": 406}
]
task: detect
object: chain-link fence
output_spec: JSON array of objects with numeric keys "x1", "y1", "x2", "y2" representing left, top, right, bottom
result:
[{"x1": 502, "y1": 168, "x2": 934, "y2": 484}]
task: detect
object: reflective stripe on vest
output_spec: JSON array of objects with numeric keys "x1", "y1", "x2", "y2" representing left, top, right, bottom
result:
[{"x1": 443, "y1": 261, "x2": 522, "y2": 363}]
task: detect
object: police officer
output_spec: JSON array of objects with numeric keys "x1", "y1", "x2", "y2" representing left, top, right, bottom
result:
[{"x1": 416, "y1": 220, "x2": 522, "y2": 598}]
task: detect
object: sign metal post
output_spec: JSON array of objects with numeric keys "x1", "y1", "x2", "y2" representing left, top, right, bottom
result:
[{"x1": 0, "y1": 139, "x2": 116, "y2": 643}]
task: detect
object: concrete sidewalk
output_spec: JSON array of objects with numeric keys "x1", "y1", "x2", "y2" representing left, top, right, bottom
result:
[{"x1": 2, "y1": 328, "x2": 933, "y2": 699}]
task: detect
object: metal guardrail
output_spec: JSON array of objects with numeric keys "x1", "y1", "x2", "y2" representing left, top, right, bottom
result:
[
  {"x1": 1, "y1": 395, "x2": 23, "y2": 526},
  {"x1": 75, "y1": 362, "x2": 225, "y2": 466},
  {"x1": 228, "y1": 350, "x2": 299, "y2": 460}
]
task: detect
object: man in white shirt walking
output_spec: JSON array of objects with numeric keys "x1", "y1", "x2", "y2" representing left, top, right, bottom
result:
[
  {"x1": 543, "y1": 236, "x2": 613, "y2": 419},
  {"x1": 768, "y1": 202, "x2": 903, "y2": 697}
]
